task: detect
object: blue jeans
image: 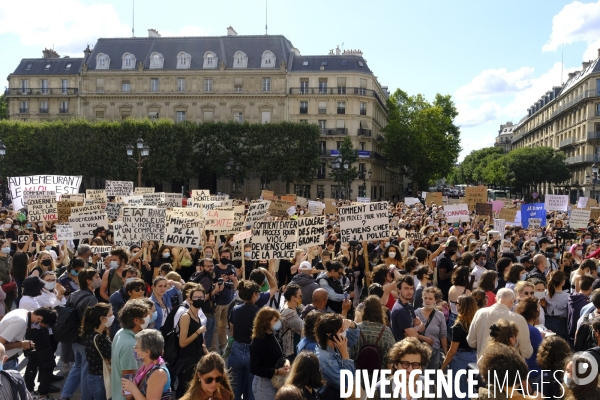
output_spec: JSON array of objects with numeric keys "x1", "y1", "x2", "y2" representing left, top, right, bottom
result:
[
  {"x1": 229, "y1": 341, "x2": 255, "y2": 400},
  {"x1": 204, "y1": 316, "x2": 216, "y2": 350},
  {"x1": 449, "y1": 350, "x2": 477, "y2": 400},
  {"x1": 61, "y1": 342, "x2": 90, "y2": 399},
  {"x1": 545, "y1": 316, "x2": 569, "y2": 343},
  {"x1": 87, "y1": 374, "x2": 106, "y2": 400},
  {"x1": 447, "y1": 312, "x2": 457, "y2": 342},
  {"x1": 252, "y1": 376, "x2": 276, "y2": 399}
]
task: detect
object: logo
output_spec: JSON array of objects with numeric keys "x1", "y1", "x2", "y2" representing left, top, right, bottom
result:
[{"x1": 572, "y1": 351, "x2": 599, "y2": 386}]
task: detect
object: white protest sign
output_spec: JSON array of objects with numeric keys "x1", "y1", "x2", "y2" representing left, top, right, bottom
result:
[
  {"x1": 86, "y1": 189, "x2": 107, "y2": 203},
  {"x1": 570, "y1": 209, "x2": 591, "y2": 229},
  {"x1": 71, "y1": 204, "x2": 103, "y2": 215},
  {"x1": 545, "y1": 195, "x2": 569, "y2": 212},
  {"x1": 404, "y1": 197, "x2": 420, "y2": 206},
  {"x1": 163, "y1": 216, "x2": 202, "y2": 247},
  {"x1": 122, "y1": 207, "x2": 166, "y2": 241},
  {"x1": 113, "y1": 221, "x2": 139, "y2": 248},
  {"x1": 60, "y1": 194, "x2": 84, "y2": 202},
  {"x1": 27, "y1": 197, "x2": 58, "y2": 222},
  {"x1": 577, "y1": 197, "x2": 589, "y2": 209},
  {"x1": 246, "y1": 201, "x2": 271, "y2": 226},
  {"x1": 191, "y1": 190, "x2": 211, "y2": 202},
  {"x1": 220, "y1": 205, "x2": 245, "y2": 234},
  {"x1": 169, "y1": 207, "x2": 204, "y2": 219},
  {"x1": 338, "y1": 201, "x2": 389, "y2": 243},
  {"x1": 163, "y1": 193, "x2": 183, "y2": 208},
  {"x1": 105, "y1": 181, "x2": 134, "y2": 197},
  {"x1": 205, "y1": 207, "x2": 235, "y2": 231},
  {"x1": 251, "y1": 220, "x2": 298, "y2": 260},
  {"x1": 307, "y1": 201, "x2": 326, "y2": 216},
  {"x1": 23, "y1": 190, "x2": 57, "y2": 206},
  {"x1": 105, "y1": 202, "x2": 124, "y2": 221},
  {"x1": 143, "y1": 193, "x2": 165, "y2": 206},
  {"x1": 189, "y1": 200, "x2": 224, "y2": 211},
  {"x1": 134, "y1": 187, "x2": 155, "y2": 195},
  {"x1": 443, "y1": 204, "x2": 470, "y2": 223},
  {"x1": 68, "y1": 213, "x2": 108, "y2": 239},
  {"x1": 356, "y1": 197, "x2": 370, "y2": 203},
  {"x1": 296, "y1": 197, "x2": 308, "y2": 207},
  {"x1": 122, "y1": 195, "x2": 144, "y2": 206},
  {"x1": 9, "y1": 175, "x2": 81, "y2": 211},
  {"x1": 232, "y1": 230, "x2": 252, "y2": 243},
  {"x1": 528, "y1": 218, "x2": 542, "y2": 229},
  {"x1": 56, "y1": 224, "x2": 74, "y2": 241},
  {"x1": 287, "y1": 206, "x2": 297, "y2": 216},
  {"x1": 90, "y1": 246, "x2": 112, "y2": 271},
  {"x1": 297, "y1": 216, "x2": 326, "y2": 248},
  {"x1": 209, "y1": 195, "x2": 229, "y2": 202},
  {"x1": 494, "y1": 219, "x2": 506, "y2": 232}
]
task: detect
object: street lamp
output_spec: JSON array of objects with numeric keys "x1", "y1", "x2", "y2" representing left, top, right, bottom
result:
[
  {"x1": 359, "y1": 168, "x2": 372, "y2": 198},
  {"x1": 0, "y1": 140, "x2": 6, "y2": 206},
  {"x1": 332, "y1": 157, "x2": 350, "y2": 199},
  {"x1": 590, "y1": 163, "x2": 599, "y2": 202},
  {"x1": 127, "y1": 138, "x2": 150, "y2": 188}
]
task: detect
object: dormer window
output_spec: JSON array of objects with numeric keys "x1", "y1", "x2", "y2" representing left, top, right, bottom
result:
[
  {"x1": 202, "y1": 51, "x2": 217, "y2": 69},
  {"x1": 25, "y1": 63, "x2": 32, "y2": 70},
  {"x1": 65, "y1": 63, "x2": 72, "y2": 70},
  {"x1": 45, "y1": 64, "x2": 51, "y2": 70},
  {"x1": 261, "y1": 50, "x2": 276, "y2": 68},
  {"x1": 96, "y1": 53, "x2": 110, "y2": 69},
  {"x1": 177, "y1": 52, "x2": 191, "y2": 69},
  {"x1": 121, "y1": 52, "x2": 136, "y2": 70},
  {"x1": 233, "y1": 51, "x2": 247, "y2": 69},
  {"x1": 149, "y1": 52, "x2": 164, "y2": 69}
]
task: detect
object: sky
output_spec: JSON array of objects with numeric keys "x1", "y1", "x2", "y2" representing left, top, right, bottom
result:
[{"x1": 1, "y1": 0, "x2": 600, "y2": 161}]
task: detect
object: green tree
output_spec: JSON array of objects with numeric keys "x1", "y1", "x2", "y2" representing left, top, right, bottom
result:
[
  {"x1": 382, "y1": 89, "x2": 461, "y2": 194},
  {"x1": 502, "y1": 146, "x2": 570, "y2": 192},
  {"x1": 329, "y1": 136, "x2": 358, "y2": 199},
  {"x1": 454, "y1": 147, "x2": 505, "y2": 185},
  {"x1": 0, "y1": 94, "x2": 7, "y2": 120}
]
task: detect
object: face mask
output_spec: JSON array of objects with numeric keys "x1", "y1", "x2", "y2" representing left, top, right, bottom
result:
[
  {"x1": 520, "y1": 274, "x2": 527, "y2": 281},
  {"x1": 220, "y1": 257, "x2": 230, "y2": 264},
  {"x1": 409, "y1": 245, "x2": 414, "y2": 251},
  {"x1": 150, "y1": 311, "x2": 158, "y2": 323},
  {"x1": 272, "y1": 320, "x2": 282, "y2": 331},
  {"x1": 555, "y1": 253, "x2": 560, "y2": 260},
  {"x1": 388, "y1": 252, "x2": 396, "y2": 258},
  {"x1": 70, "y1": 269, "x2": 79, "y2": 277},
  {"x1": 536, "y1": 232, "x2": 542, "y2": 238},
  {"x1": 585, "y1": 238, "x2": 592, "y2": 245},
  {"x1": 244, "y1": 252, "x2": 252, "y2": 258},
  {"x1": 1, "y1": 247, "x2": 10, "y2": 254},
  {"x1": 13, "y1": 225, "x2": 19, "y2": 230},
  {"x1": 38, "y1": 222, "x2": 44, "y2": 227},
  {"x1": 424, "y1": 304, "x2": 436, "y2": 310},
  {"x1": 162, "y1": 252, "x2": 170, "y2": 259},
  {"x1": 576, "y1": 250, "x2": 583, "y2": 256},
  {"x1": 448, "y1": 249, "x2": 457, "y2": 256},
  {"x1": 104, "y1": 315, "x2": 115, "y2": 328},
  {"x1": 3, "y1": 223, "x2": 10, "y2": 229},
  {"x1": 132, "y1": 252, "x2": 138, "y2": 258},
  {"x1": 370, "y1": 261, "x2": 377, "y2": 266},
  {"x1": 109, "y1": 260, "x2": 119, "y2": 269},
  {"x1": 133, "y1": 348, "x2": 144, "y2": 363},
  {"x1": 140, "y1": 315, "x2": 151, "y2": 329},
  {"x1": 45, "y1": 281, "x2": 56, "y2": 290},
  {"x1": 534, "y1": 291, "x2": 545, "y2": 300},
  {"x1": 563, "y1": 373, "x2": 572, "y2": 387},
  {"x1": 529, "y1": 246, "x2": 536, "y2": 252},
  {"x1": 192, "y1": 299, "x2": 205, "y2": 308},
  {"x1": 428, "y1": 230, "x2": 433, "y2": 235},
  {"x1": 92, "y1": 278, "x2": 102, "y2": 289},
  {"x1": 45, "y1": 246, "x2": 52, "y2": 251},
  {"x1": 205, "y1": 253, "x2": 212, "y2": 259},
  {"x1": 324, "y1": 233, "x2": 329, "y2": 239},
  {"x1": 385, "y1": 242, "x2": 390, "y2": 248}
]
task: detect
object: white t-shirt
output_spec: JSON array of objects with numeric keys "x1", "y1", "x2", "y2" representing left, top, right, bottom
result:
[
  {"x1": 0, "y1": 309, "x2": 29, "y2": 358},
  {"x1": 18, "y1": 296, "x2": 41, "y2": 312}
]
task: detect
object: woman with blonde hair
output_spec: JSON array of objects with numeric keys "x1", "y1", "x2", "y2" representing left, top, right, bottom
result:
[
  {"x1": 29, "y1": 250, "x2": 55, "y2": 277},
  {"x1": 179, "y1": 352, "x2": 233, "y2": 400},
  {"x1": 249, "y1": 307, "x2": 285, "y2": 398}
]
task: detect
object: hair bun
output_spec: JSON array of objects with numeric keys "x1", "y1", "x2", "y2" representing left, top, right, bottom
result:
[{"x1": 489, "y1": 324, "x2": 500, "y2": 337}]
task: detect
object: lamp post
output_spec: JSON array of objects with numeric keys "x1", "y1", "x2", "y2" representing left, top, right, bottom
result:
[
  {"x1": 127, "y1": 138, "x2": 150, "y2": 188},
  {"x1": 588, "y1": 163, "x2": 599, "y2": 202},
  {"x1": 0, "y1": 140, "x2": 6, "y2": 206},
  {"x1": 359, "y1": 168, "x2": 372, "y2": 198},
  {"x1": 332, "y1": 157, "x2": 349, "y2": 199}
]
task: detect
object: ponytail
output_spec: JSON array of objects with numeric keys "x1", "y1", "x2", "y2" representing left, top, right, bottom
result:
[{"x1": 547, "y1": 270, "x2": 565, "y2": 299}]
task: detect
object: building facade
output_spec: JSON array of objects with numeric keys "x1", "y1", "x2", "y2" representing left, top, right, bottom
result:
[
  {"x1": 511, "y1": 50, "x2": 600, "y2": 202},
  {"x1": 5, "y1": 28, "x2": 392, "y2": 200},
  {"x1": 494, "y1": 121, "x2": 514, "y2": 153}
]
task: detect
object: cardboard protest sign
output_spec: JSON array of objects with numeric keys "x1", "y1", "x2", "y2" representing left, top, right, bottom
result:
[
  {"x1": 268, "y1": 199, "x2": 293, "y2": 218},
  {"x1": 448, "y1": 198, "x2": 460, "y2": 205},
  {"x1": 296, "y1": 197, "x2": 308, "y2": 207},
  {"x1": 205, "y1": 207, "x2": 235, "y2": 231},
  {"x1": 134, "y1": 187, "x2": 155, "y2": 195},
  {"x1": 577, "y1": 197, "x2": 589, "y2": 209},
  {"x1": 143, "y1": 193, "x2": 165, "y2": 206},
  {"x1": 27, "y1": 197, "x2": 58, "y2": 222},
  {"x1": 68, "y1": 213, "x2": 108, "y2": 239},
  {"x1": 105, "y1": 202, "x2": 124, "y2": 221},
  {"x1": 105, "y1": 181, "x2": 134, "y2": 197},
  {"x1": 491, "y1": 201, "x2": 504, "y2": 212},
  {"x1": 163, "y1": 194, "x2": 183, "y2": 208},
  {"x1": 122, "y1": 207, "x2": 166, "y2": 241},
  {"x1": 121, "y1": 195, "x2": 144, "y2": 206},
  {"x1": 86, "y1": 189, "x2": 107, "y2": 203},
  {"x1": 191, "y1": 190, "x2": 211, "y2": 202},
  {"x1": 545, "y1": 195, "x2": 569, "y2": 212},
  {"x1": 465, "y1": 186, "x2": 487, "y2": 211},
  {"x1": 443, "y1": 204, "x2": 469, "y2": 223},
  {"x1": 260, "y1": 190, "x2": 274, "y2": 198},
  {"x1": 57, "y1": 200, "x2": 83, "y2": 223},
  {"x1": 246, "y1": 201, "x2": 270, "y2": 226},
  {"x1": 232, "y1": 230, "x2": 252, "y2": 243},
  {"x1": 475, "y1": 203, "x2": 493, "y2": 219},
  {"x1": 56, "y1": 224, "x2": 74, "y2": 241},
  {"x1": 570, "y1": 209, "x2": 591, "y2": 229},
  {"x1": 9, "y1": 175, "x2": 81, "y2": 211},
  {"x1": 323, "y1": 198, "x2": 337, "y2": 215},
  {"x1": 425, "y1": 192, "x2": 442, "y2": 206},
  {"x1": 404, "y1": 197, "x2": 420, "y2": 206},
  {"x1": 296, "y1": 216, "x2": 325, "y2": 248},
  {"x1": 494, "y1": 219, "x2": 506, "y2": 232},
  {"x1": 498, "y1": 208, "x2": 517, "y2": 222},
  {"x1": 18, "y1": 233, "x2": 55, "y2": 243},
  {"x1": 338, "y1": 202, "x2": 389, "y2": 243},
  {"x1": 71, "y1": 204, "x2": 103, "y2": 215},
  {"x1": 280, "y1": 195, "x2": 296, "y2": 205},
  {"x1": 588, "y1": 198, "x2": 599, "y2": 208},
  {"x1": 520, "y1": 203, "x2": 546, "y2": 229},
  {"x1": 308, "y1": 201, "x2": 325, "y2": 216},
  {"x1": 590, "y1": 208, "x2": 600, "y2": 222},
  {"x1": 163, "y1": 216, "x2": 202, "y2": 247},
  {"x1": 59, "y1": 194, "x2": 83, "y2": 202},
  {"x1": 251, "y1": 220, "x2": 298, "y2": 260},
  {"x1": 113, "y1": 221, "x2": 139, "y2": 248}
]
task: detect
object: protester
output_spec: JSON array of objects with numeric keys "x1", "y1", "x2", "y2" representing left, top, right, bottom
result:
[
  {"x1": 249, "y1": 307, "x2": 285, "y2": 398},
  {"x1": 81, "y1": 303, "x2": 113, "y2": 400},
  {"x1": 283, "y1": 351, "x2": 324, "y2": 400},
  {"x1": 415, "y1": 287, "x2": 447, "y2": 369},
  {"x1": 179, "y1": 352, "x2": 233, "y2": 400},
  {"x1": 296, "y1": 310, "x2": 321, "y2": 353},
  {"x1": 567, "y1": 274, "x2": 595, "y2": 342},
  {"x1": 212, "y1": 248, "x2": 238, "y2": 353},
  {"x1": 515, "y1": 297, "x2": 543, "y2": 380},
  {"x1": 536, "y1": 336, "x2": 571, "y2": 400},
  {"x1": 447, "y1": 266, "x2": 472, "y2": 341},
  {"x1": 391, "y1": 275, "x2": 424, "y2": 341},
  {"x1": 280, "y1": 284, "x2": 304, "y2": 362},
  {"x1": 544, "y1": 270, "x2": 569, "y2": 341}
]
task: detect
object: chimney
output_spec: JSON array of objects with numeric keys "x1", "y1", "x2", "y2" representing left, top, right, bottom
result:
[
  {"x1": 598, "y1": 48, "x2": 600, "y2": 58},
  {"x1": 227, "y1": 26, "x2": 237, "y2": 36},
  {"x1": 568, "y1": 72, "x2": 576, "y2": 80},
  {"x1": 336, "y1": 45, "x2": 341, "y2": 55},
  {"x1": 582, "y1": 61, "x2": 591, "y2": 70},
  {"x1": 42, "y1": 48, "x2": 60, "y2": 59},
  {"x1": 83, "y1": 44, "x2": 92, "y2": 56},
  {"x1": 148, "y1": 29, "x2": 161, "y2": 38}
]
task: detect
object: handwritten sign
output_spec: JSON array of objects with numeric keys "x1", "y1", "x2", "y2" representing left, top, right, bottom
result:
[
  {"x1": 113, "y1": 221, "x2": 139, "y2": 248},
  {"x1": 143, "y1": 193, "x2": 165, "y2": 206},
  {"x1": 268, "y1": 199, "x2": 293, "y2": 218},
  {"x1": 404, "y1": 197, "x2": 420, "y2": 206},
  {"x1": 465, "y1": 186, "x2": 487, "y2": 211},
  {"x1": 163, "y1": 193, "x2": 183, "y2": 208},
  {"x1": 323, "y1": 198, "x2": 337, "y2": 215},
  {"x1": 60, "y1": 194, "x2": 84, "y2": 202},
  {"x1": 86, "y1": 189, "x2": 107, "y2": 203},
  {"x1": 570, "y1": 209, "x2": 591, "y2": 229},
  {"x1": 296, "y1": 216, "x2": 325, "y2": 248},
  {"x1": 338, "y1": 201, "x2": 389, "y2": 243},
  {"x1": 8, "y1": 175, "x2": 81, "y2": 211},
  {"x1": 443, "y1": 204, "x2": 470, "y2": 223},
  {"x1": 246, "y1": 201, "x2": 270, "y2": 226},
  {"x1": 163, "y1": 216, "x2": 202, "y2": 247},
  {"x1": 520, "y1": 203, "x2": 546, "y2": 228},
  {"x1": 68, "y1": 213, "x2": 108, "y2": 239},
  {"x1": 308, "y1": 201, "x2": 326, "y2": 216},
  {"x1": 425, "y1": 192, "x2": 442, "y2": 206},
  {"x1": 23, "y1": 190, "x2": 57, "y2": 205},
  {"x1": 578, "y1": 197, "x2": 589, "y2": 209},
  {"x1": 71, "y1": 204, "x2": 103, "y2": 215},
  {"x1": 251, "y1": 220, "x2": 298, "y2": 260},
  {"x1": 475, "y1": 203, "x2": 493, "y2": 219},
  {"x1": 498, "y1": 208, "x2": 517, "y2": 222},
  {"x1": 27, "y1": 197, "x2": 58, "y2": 222},
  {"x1": 105, "y1": 202, "x2": 124, "y2": 221},
  {"x1": 122, "y1": 207, "x2": 166, "y2": 241},
  {"x1": 105, "y1": 180, "x2": 134, "y2": 197},
  {"x1": 57, "y1": 200, "x2": 83, "y2": 223},
  {"x1": 134, "y1": 187, "x2": 155, "y2": 195},
  {"x1": 494, "y1": 219, "x2": 506, "y2": 232},
  {"x1": 191, "y1": 190, "x2": 211, "y2": 202},
  {"x1": 169, "y1": 207, "x2": 203, "y2": 219},
  {"x1": 56, "y1": 224, "x2": 74, "y2": 241},
  {"x1": 545, "y1": 195, "x2": 569, "y2": 212},
  {"x1": 205, "y1": 207, "x2": 235, "y2": 231},
  {"x1": 260, "y1": 190, "x2": 274, "y2": 199},
  {"x1": 232, "y1": 230, "x2": 252, "y2": 243}
]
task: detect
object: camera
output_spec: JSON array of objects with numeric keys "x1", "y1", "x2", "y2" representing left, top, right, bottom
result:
[
  {"x1": 556, "y1": 228, "x2": 577, "y2": 241},
  {"x1": 217, "y1": 278, "x2": 233, "y2": 290}
]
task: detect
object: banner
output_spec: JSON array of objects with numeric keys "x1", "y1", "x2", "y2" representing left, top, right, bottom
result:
[
  {"x1": 520, "y1": 203, "x2": 546, "y2": 229},
  {"x1": 68, "y1": 213, "x2": 109, "y2": 239},
  {"x1": 297, "y1": 216, "x2": 326, "y2": 248},
  {"x1": 338, "y1": 202, "x2": 389, "y2": 243},
  {"x1": 465, "y1": 186, "x2": 487, "y2": 211},
  {"x1": 251, "y1": 220, "x2": 298, "y2": 260},
  {"x1": 27, "y1": 197, "x2": 58, "y2": 222},
  {"x1": 8, "y1": 175, "x2": 81, "y2": 211},
  {"x1": 443, "y1": 204, "x2": 469, "y2": 223},
  {"x1": 570, "y1": 209, "x2": 591, "y2": 229},
  {"x1": 163, "y1": 216, "x2": 202, "y2": 247},
  {"x1": 122, "y1": 207, "x2": 166, "y2": 242},
  {"x1": 56, "y1": 224, "x2": 74, "y2": 241},
  {"x1": 545, "y1": 195, "x2": 569, "y2": 212},
  {"x1": 105, "y1": 181, "x2": 134, "y2": 197}
]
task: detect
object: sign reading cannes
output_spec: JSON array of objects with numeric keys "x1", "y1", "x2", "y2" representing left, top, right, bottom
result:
[{"x1": 338, "y1": 201, "x2": 389, "y2": 243}]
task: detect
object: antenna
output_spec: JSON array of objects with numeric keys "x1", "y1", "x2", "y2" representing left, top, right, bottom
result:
[
  {"x1": 132, "y1": 0, "x2": 135, "y2": 37},
  {"x1": 265, "y1": 0, "x2": 268, "y2": 35},
  {"x1": 561, "y1": 42, "x2": 564, "y2": 85}
]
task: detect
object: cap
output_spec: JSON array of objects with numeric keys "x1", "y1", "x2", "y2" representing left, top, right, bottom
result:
[
  {"x1": 298, "y1": 261, "x2": 312, "y2": 272},
  {"x1": 538, "y1": 237, "x2": 551, "y2": 245}
]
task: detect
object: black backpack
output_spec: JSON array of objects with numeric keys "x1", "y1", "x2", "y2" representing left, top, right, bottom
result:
[
  {"x1": 53, "y1": 295, "x2": 85, "y2": 344},
  {"x1": 0, "y1": 370, "x2": 32, "y2": 400},
  {"x1": 574, "y1": 314, "x2": 600, "y2": 352},
  {"x1": 354, "y1": 326, "x2": 386, "y2": 375},
  {"x1": 160, "y1": 303, "x2": 188, "y2": 337}
]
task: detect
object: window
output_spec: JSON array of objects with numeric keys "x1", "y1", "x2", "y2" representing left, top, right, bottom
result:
[
  {"x1": 149, "y1": 111, "x2": 159, "y2": 120},
  {"x1": 233, "y1": 51, "x2": 248, "y2": 68},
  {"x1": 359, "y1": 79, "x2": 367, "y2": 95},
  {"x1": 321, "y1": 61, "x2": 328, "y2": 66},
  {"x1": 317, "y1": 163, "x2": 326, "y2": 178},
  {"x1": 234, "y1": 78, "x2": 243, "y2": 92},
  {"x1": 262, "y1": 111, "x2": 271, "y2": 124},
  {"x1": 96, "y1": 110, "x2": 104, "y2": 120},
  {"x1": 96, "y1": 53, "x2": 110, "y2": 69},
  {"x1": 303, "y1": 61, "x2": 308, "y2": 66},
  {"x1": 177, "y1": 52, "x2": 191, "y2": 69},
  {"x1": 203, "y1": 51, "x2": 218, "y2": 69},
  {"x1": 41, "y1": 79, "x2": 48, "y2": 94},
  {"x1": 319, "y1": 141, "x2": 326, "y2": 150},
  {"x1": 318, "y1": 79, "x2": 327, "y2": 94},
  {"x1": 96, "y1": 78, "x2": 104, "y2": 93},
  {"x1": 317, "y1": 185, "x2": 325, "y2": 199},
  {"x1": 359, "y1": 142, "x2": 366, "y2": 150},
  {"x1": 121, "y1": 111, "x2": 131, "y2": 120},
  {"x1": 203, "y1": 111, "x2": 213, "y2": 121},
  {"x1": 358, "y1": 61, "x2": 364, "y2": 67},
  {"x1": 20, "y1": 101, "x2": 28, "y2": 113},
  {"x1": 360, "y1": 102, "x2": 366, "y2": 115},
  {"x1": 261, "y1": 50, "x2": 276, "y2": 68},
  {"x1": 45, "y1": 64, "x2": 51, "y2": 70},
  {"x1": 122, "y1": 80, "x2": 130, "y2": 92},
  {"x1": 294, "y1": 185, "x2": 310, "y2": 198},
  {"x1": 300, "y1": 101, "x2": 308, "y2": 114},
  {"x1": 318, "y1": 101, "x2": 326, "y2": 114},
  {"x1": 149, "y1": 52, "x2": 164, "y2": 69},
  {"x1": 336, "y1": 120, "x2": 345, "y2": 134},
  {"x1": 337, "y1": 101, "x2": 345, "y2": 114},
  {"x1": 234, "y1": 111, "x2": 243, "y2": 123},
  {"x1": 205, "y1": 78, "x2": 213, "y2": 92},
  {"x1": 122, "y1": 53, "x2": 136, "y2": 69},
  {"x1": 299, "y1": 119, "x2": 308, "y2": 123},
  {"x1": 25, "y1": 63, "x2": 32, "y2": 70},
  {"x1": 300, "y1": 79, "x2": 309, "y2": 94},
  {"x1": 20, "y1": 79, "x2": 28, "y2": 94},
  {"x1": 341, "y1": 61, "x2": 347, "y2": 66},
  {"x1": 65, "y1": 63, "x2": 71, "y2": 70},
  {"x1": 318, "y1": 120, "x2": 326, "y2": 129},
  {"x1": 62, "y1": 79, "x2": 68, "y2": 94},
  {"x1": 176, "y1": 111, "x2": 186, "y2": 122},
  {"x1": 336, "y1": 141, "x2": 342, "y2": 149},
  {"x1": 60, "y1": 101, "x2": 68, "y2": 113},
  {"x1": 178, "y1": 78, "x2": 186, "y2": 92},
  {"x1": 337, "y1": 77, "x2": 346, "y2": 94},
  {"x1": 262, "y1": 77, "x2": 271, "y2": 92},
  {"x1": 40, "y1": 101, "x2": 48, "y2": 113},
  {"x1": 151, "y1": 78, "x2": 159, "y2": 92}
]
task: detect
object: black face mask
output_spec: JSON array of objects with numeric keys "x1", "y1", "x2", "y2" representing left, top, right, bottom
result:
[
  {"x1": 428, "y1": 273, "x2": 434, "y2": 280},
  {"x1": 220, "y1": 257, "x2": 230, "y2": 265},
  {"x1": 192, "y1": 299, "x2": 205, "y2": 308},
  {"x1": 447, "y1": 249, "x2": 457, "y2": 256},
  {"x1": 41, "y1": 259, "x2": 52, "y2": 267}
]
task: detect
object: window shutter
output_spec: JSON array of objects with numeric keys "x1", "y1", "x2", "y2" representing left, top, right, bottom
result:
[
  {"x1": 360, "y1": 78, "x2": 367, "y2": 88},
  {"x1": 336, "y1": 120, "x2": 345, "y2": 128}
]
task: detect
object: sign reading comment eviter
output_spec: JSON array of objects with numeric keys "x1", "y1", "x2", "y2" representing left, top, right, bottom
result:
[{"x1": 337, "y1": 201, "x2": 389, "y2": 243}]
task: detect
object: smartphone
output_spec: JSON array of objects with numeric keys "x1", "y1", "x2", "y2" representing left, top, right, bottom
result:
[
  {"x1": 33, "y1": 233, "x2": 38, "y2": 241},
  {"x1": 344, "y1": 293, "x2": 348, "y2": 301},
  {"x1": 122, "y1": 371, "x2": 135, "y2": 396}
]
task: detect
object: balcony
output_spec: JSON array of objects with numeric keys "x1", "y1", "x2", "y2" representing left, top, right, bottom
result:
[
  {"x1": 59, "y1": 108, "x2": 69, "y2": 114},
  {"x1": 551, "y1": 89, "x2": 600, "y2": 118},
  {"x1": 357, "y1": 129, "x2": 372, "y2": 137},
  {"x1": 288, "y1": 87, "x2": 388, "y2": 112},
  {"x1": 559, "y1": 137, "x2": 575, "y2": 148},
  {"x1": 337, "y1": 107, "x2": 345, "y2": 114},
  {"x1": 18, "y1": 107, "x2": 29, "y2": 113},
  {"x1": 39, "y1": 108, "x2": 49, "y2": 113},
  {"x1": 320, "y1": 128, "x2": 348, "y2": 136},
  {"x1": 299, "y1": 107, "x2": 308, "y2": 114},
  {"x1": 4, "y1": 88, "x2": 78, "y2": 96},
  {"x1": 360, "y1": 109, "x2": 367, "y2": 115},
  {"x1": 588, "y1": 132, "x2": 600, "y2": 141},
  {"x1": 565, "y1": 154, "x2": 600, "y2": 165},
  {"x1": 337, "y1": 87, "x2": 346, "y2": 94},
  {"x1": 316, "y1": 173, "x2": 326, "y2": 179}
]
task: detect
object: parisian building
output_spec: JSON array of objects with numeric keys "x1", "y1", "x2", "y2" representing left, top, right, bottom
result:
[
  {"x1": 494, "y1": 121, "x2": 514, "y2": 153},
  {"x1": 4, "y1": 27, "x2": 397, "y2": 200}
]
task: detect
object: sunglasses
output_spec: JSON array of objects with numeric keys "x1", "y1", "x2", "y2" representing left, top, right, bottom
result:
[
  {"x1": 202, "y1": 375, "x2": 224, "y2": 384},
  {"x1": 133, "y1": 288, "x2": 144, "y2": 292},
  {"x1": 523, "y1": 291, "x2": 533, "y2": 295}
]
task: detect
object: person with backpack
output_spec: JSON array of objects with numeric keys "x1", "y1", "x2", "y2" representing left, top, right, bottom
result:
[
  {"x1": 99, "y1": 248, "x2": 131, "y2": 301},
  {"x1": 351, "y1": 295, "x2": 395, "y2": 375},
  {"x1": 81, "y1": 303, "x2": 113, "y2": 400},
  {"x1": 568, "y1": 274, "x2": 595, "y2": 343},
  {"x1": 108, "y1": 266, "x2": 139, "y2": 337},
  {"x1": 414, "y1": 287, "x2": 448, "y2": 369},
  {"x1": 0, "y1": 342, "x2": 33, "y2": 400},
  {"x1": 280, "y1": 284, "x2": 304, "y2": 363},
  {"x1": 59, "y1": 268, "x2": 101, "y2": 400}
]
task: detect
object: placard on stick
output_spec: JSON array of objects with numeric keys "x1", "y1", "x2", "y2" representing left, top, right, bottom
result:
[
  {"x1": 27, "y1": 197, "x2": 58, "y2": 222},
  {"x1": 297, "y1": 216, "x2": 325, "y2": 248},
  {"x1": 134, "y1": 187, "x2": 155, "y2": 195},
  {"x1": 86, "y1": 189, "x2": 107, "y2": 203},
  {"x1": 122, "y1": 207, "x2": 166, "y2": 241},
  {"x1": 163, "y1": 216, "x2": 202, "y2": 247},
  {"x1": 338, "y1": 201, "x2": 389, "y2": 243},
  {"x1": 57, "y1": 201, "x2": 83, "y2": 223},
  {"x1": 475, "y1": 203, "x2": 493, "y2": 219},
  {"x1": 56, "y1": 224, "x2": 74, "y2": 241},
  {"x1": 246, "y1": 201, "x2": 270, "y2": 226},
  {"x1": 425, "y1": 192, "x2": 442, "y2": 206},
  {"x1": 105, "y1": 180, "x2": 134, "y2": 197},
  {"x1": 251, "y1": 220, "x2": 298, "y2": 260},
  {"x1": 465, "y1": 186, "x2": 487, "y2": 211},
  {"x1": 268, "y1": 199, "x2": 293, "y2": 218},
  {"x1": 68, "y1": 213, "x2": 108, "y2": 239}
]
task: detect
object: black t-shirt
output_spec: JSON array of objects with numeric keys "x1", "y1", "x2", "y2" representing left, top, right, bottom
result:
[
  {"x1": 436, "y1": 254, "x2": 454, "y2": 298},
  {"x1": 232, "y1": 259, "x2": 255, "y2": 280},
  {"x1": 231, "y1": 303, "x2": 259, "y2": 344},
  {"x1": 451, "y1": 322, "x2": 472, "y2": 350}
]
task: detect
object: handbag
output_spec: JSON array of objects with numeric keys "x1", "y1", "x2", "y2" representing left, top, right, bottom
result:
[
  {"x1": 180, "y1": 257, "x2": 193, "y2": 267},
  {"x1": 271, "y1": 358, "x2": 290, "y2": 389},
  {"x1": 1, "y1": 280, "x2": 16, "y2": 293},
  {"x1": 94, "y1": 334, "x2": 112, "y2": 400}
]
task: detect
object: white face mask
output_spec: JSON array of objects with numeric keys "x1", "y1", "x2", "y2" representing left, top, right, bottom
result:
[
  {"x1": 3, "y1": 223, "x2": 10, "y2": 229},
  {"x1": 338, "y1": 329, "x2": 347, "y2": 338},
  {"x1": 576, "y1": 250, "x2": 583, "y2": 256},
  {"x1": 44, "y1": 281, "x2": 56, "y2": 290},
  {"x1": 534, "y1": 291, "x2": 546, "y2": 300},
  {"x1": 140, "y1": 315, "x2": 151, "y2": 329},
  {"x1": 272, "y1": 320, "x2": 282, "y2": 331},
  {"x1": 104, "y1": 315, "x2": 115, "y2": 328},
  {"x1": 529, "y1": 246, "x2": 536, "y2": 252},
  {"x1": 388, "y1": 252, "x2": 396, "y2": 259}
]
